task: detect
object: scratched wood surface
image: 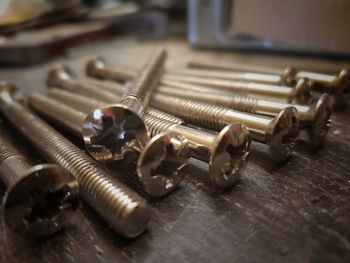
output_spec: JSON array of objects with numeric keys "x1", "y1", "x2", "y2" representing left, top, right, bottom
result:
[{"x1": 0, "y1": 38, "x2": 350, "y2": 263}]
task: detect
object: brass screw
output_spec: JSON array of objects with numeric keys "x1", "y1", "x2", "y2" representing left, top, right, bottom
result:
[
  {"x1": 29, "y1": 93, "x2": 189, "y2": 197},
  {"x1": 188, "y1": 60, "x2": 350, "y2": 108},
  {"x1": 0, "y1": 83, "x2": 150, "y2": 238},
  {"x1": 157, "y1": 83, "x2": 332, "y2": 148},
  {"x1": 150, "y1": 94, "x2": 300, "y2": 162},
  {"x1": 46, "y1": 89, "x2": 251, "y2": 188},
  {"x1": 85, "y1": 58, "x2": 311, "y2": 104},
  {"x1": 0, "y1": 132, "x2": 78, "y2": 238}
]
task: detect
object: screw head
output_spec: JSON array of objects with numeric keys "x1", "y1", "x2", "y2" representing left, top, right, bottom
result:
[
  {"x1": 3, "y1": 164, "x2": 78, "y2": 238},
  {"x1": 47, "y1": 66, "x2": 76, "y2": 88},
  {"x1": 137, "y1": 132, "x2": 188, "y2": 197},
  {"x1": 332, "y1": 69, "x2": 350, "y2": 108},
  {"x1": 292, "y1": 78, "x2": 312, "y2": 104},
  {"x1": 82, "y1": 105, "x2": 149, "y2": 163},
  {"x1": 306, "y1": 93, "x2": 332, "y2": 149},
  {"x1": 86, "y1": 57, "x2": 106, "y2": 78},
  {"x1": 282, "y1": 66, "x2": 297, "y2": 86},
  {"x1": 268, "y1": 106, "x2": 299, "y2": 162},
  {"x1": 209, "y1": 123, "x2": 251, "y2": 188}
]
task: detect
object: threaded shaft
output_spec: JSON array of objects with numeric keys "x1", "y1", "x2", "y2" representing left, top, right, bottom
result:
[
  {"x1": 121, "y1": 48, "x2": 166, "y2": 107},
  {"x1": 145, "y1": 108, "x2": 183, "y2": 124},
  {"x1": 152, "y1": 94, "x2": 228, "y2": 131},
  {"x1": 0, "y1": 134, "x2": 22, "y2": 164},
  {"x1": 143, "y1": 114, "x2": 178, "y2": 136},
  {"x1": 0, "y1": 97, "x2": 149, "y2": 238},
  {"x1": 158, "y1": 86, "x2": 258, "y2": 113}
]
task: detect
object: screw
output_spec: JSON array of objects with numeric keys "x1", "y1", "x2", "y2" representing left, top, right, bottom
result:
[
  {"x1": 48, "y1": 88, "x2": 183, "y2": 125},
  {"x1": 49, "y1": 49, "x2": 166, "y2": 162},
  {"x1": 167, "y1": 68, "x2": 291, "y2": 86},
  {"x1": 162, "y1": 74, "x2": 311, "y2": 105},
  {"x1": 151, "y1": 94, "x2": 299, "y2": 162},
  {"x1": 188, "y1": 60, "x2": 350, "y2": 108},
  {"x1": 29, "y1": 93, "x2": 188, "y2": 197},
  {"x1": 0, "y1": 83, "x2": 150, "y2": 238},
  {"x1": 143, "y1": 114, "x2": 251, "y2": 187},
  {"x1": 46, "y1": 89, "x2": 251, "y2": 188},
  {"x1": 0, "y1": 132, "x2": 78, "y2": 238},
  {"x1": 85, "y1": 58, "x2": 311, "y2": 104},
  {"x1": 157, "y1": 83, "x2": 332, "y2": 148}
]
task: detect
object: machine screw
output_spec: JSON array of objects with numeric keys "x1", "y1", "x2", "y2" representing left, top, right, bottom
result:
[
  {"x1": 85, "y1": 58, "x2": 311, "y2": 104},
  {"x1": 0, "y1": 83, "x2": 150, "y2": 238},
  {"x1": 157, "y1": 83, "x2": 332, "y2": 148},
  {"x1": 49, "y1": 49, "x2": 166, "y2": 162},
  {"x1": 162, "y1": 74, "x2": 311, "y2": 104},
  {"x1": 150, "y1": 94, "x2": 299, "y2": 162},
  {"x1": 188, "y1": 60, "x2": 350, "y2": 108},
  {"x1": 29, "y1": 93, "x2": 188, "y2": 197},
  {"x1": 143, "y1": 114, "x2": 251, "y2": 187},
  {"x1": 46, "y1": 89, "x2": 251, "y2": 188},
  {"x1": 0, "y1": 133, "x2": 78, "y2": 238}
]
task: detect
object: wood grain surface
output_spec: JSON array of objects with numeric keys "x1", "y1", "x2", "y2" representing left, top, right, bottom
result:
[{"x1": 0, "y1": 38, "x2": 349, "y2": 263}]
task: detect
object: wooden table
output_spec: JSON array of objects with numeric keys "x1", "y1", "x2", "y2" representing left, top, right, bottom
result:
[{"x1": 0, "y1": 38, "x2": 349, "y2": 263}]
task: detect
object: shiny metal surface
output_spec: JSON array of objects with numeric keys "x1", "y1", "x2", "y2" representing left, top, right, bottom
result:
[
  {"x1": 158, "y1": 85, "x2": 332, "y2": 148},
  {"x1": 0, "y1": 83, "x2": 150, "y2": 238},
  {"x1": 144, "y1": 114, "x2": 251, "y2": 187},
  {"x1": 151, "y1": 94, "x2": 299, "y2": 162},
  {"x1": 29, "y1": 94, "x2": 188, "y2": 197},
  {"x1": 48, "y1": 89, "x2": 250, "y2": 188},
  {"x1": 85, "y1": 58, "x2": 311, "y2": 104},
  {"x1": 0, "y1": 133, "x2": 78, "y2": 238},
  {"x1": 48, "y1": 49, "x2": 166, "y2": 162},
  {"x1": 188, "y1": 60, "x2": 350, "y2": 108}
]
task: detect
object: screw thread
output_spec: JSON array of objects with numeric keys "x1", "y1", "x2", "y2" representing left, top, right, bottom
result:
[
  {"x1": 122, "y1": 49, "x2": 166, "y2": 106},
  {"x1": 1, "y1": 100, "x2": 149, "y2": 237},
  {"x1": 143, "y1": 114, "x2": 178, "y2": 136},
  {"x1": 159, "y1": 86, "x2": 258, "y2": 113},
  {"x1": 145, "y1": 109, "x2": 183, "y2": 124},
  {"x1": 0, "y1": 134, "x2": 22, "y2": 164},
  {"x1": 152, "y1": 94, "x2": 228, "y2": 131}
]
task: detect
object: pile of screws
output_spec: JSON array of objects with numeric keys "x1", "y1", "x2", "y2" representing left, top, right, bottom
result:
[{"x1": 0, "y1": 47, "x2": 346, "y2": 239}]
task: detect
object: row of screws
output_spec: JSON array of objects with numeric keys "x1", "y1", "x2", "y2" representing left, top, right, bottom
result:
[
  {"x1": 48, "y1": 69, "x2": 298, "y2": 162},
  {"x1": 0, "y1": 83, "x2": 150, "y2": 238},
  {"x1": 39, "y1": 89, "x2": 250, "y2": 188}
]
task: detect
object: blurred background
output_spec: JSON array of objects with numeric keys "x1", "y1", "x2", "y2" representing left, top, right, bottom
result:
[{"x1": 0, "y1": 0, "x2": 349, "y2": 66}]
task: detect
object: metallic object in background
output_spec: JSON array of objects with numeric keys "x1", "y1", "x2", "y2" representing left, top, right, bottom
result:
[
  {"x1": 157, "y1": 84, "x2": 332, "y2": 148},
  {"x1": 168, "y1": 68, "x2": 295, "y2": 86},
  {"x1": 0, "y1": 133, "x2": 78, "y2": 238},
  {"x1": 151, "y1": 94, "x2": 299, "y2": 162},
  {"x1": 85, "y1": 57, "x2": 311, "y2": 104},
  {"x1": 163, "y1": 74, "x2": 311, "y2": 104},
  {"x1": 29, "y1": 94, "x2": 188, "y2": 197},
  {"x1": 0, "y1": 83, "x2": 150, "y2": 238},
  {"x1": 86, "y1": 58, "x2": 135, "y2": 83},
  {"x1": 188, "y1": 60, "x2": 350, "y2": 108},
  {"x1": 144, "y1": 114, "x2": 251, "y2": 187},
  {"x1": 47, "y1": 89, "x2": 251, "y2": 188},
  {"x1": 82, "y1": 48, "x2": 166, "y2": 162}
]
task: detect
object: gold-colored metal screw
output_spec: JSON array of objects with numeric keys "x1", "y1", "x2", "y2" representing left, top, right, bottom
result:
[{"x1": 0, "y1": 83, "x2": 150, "y2": 238}]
